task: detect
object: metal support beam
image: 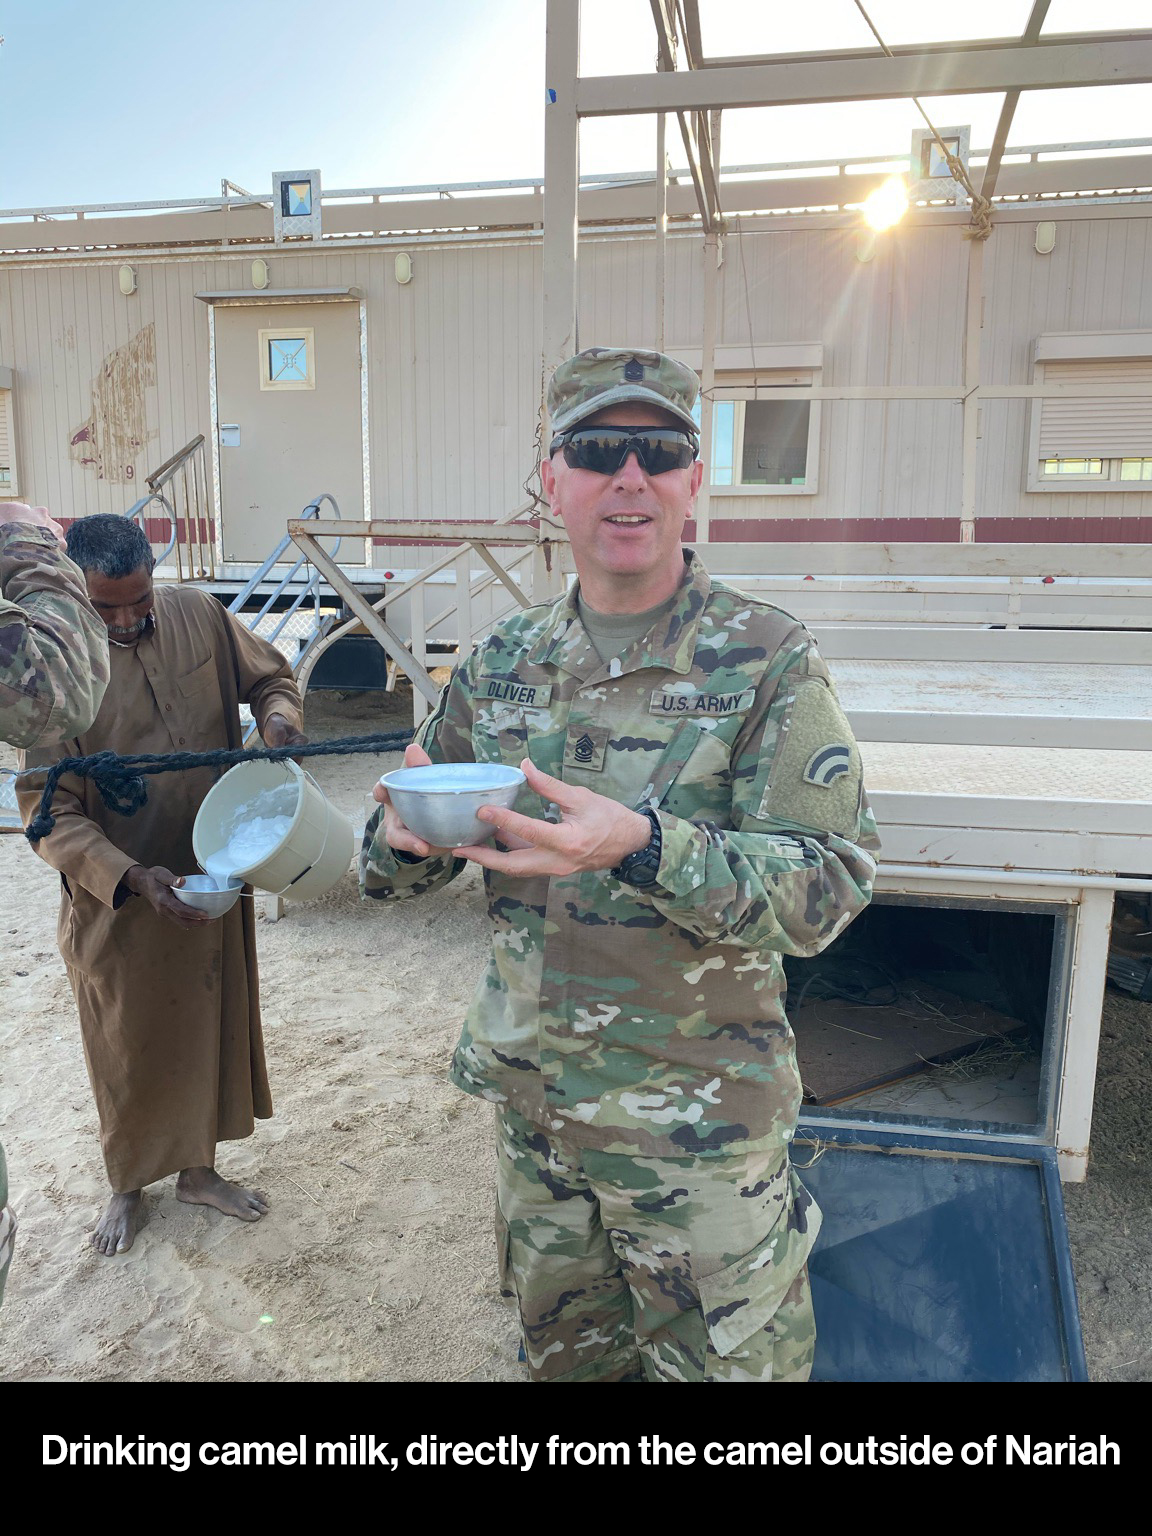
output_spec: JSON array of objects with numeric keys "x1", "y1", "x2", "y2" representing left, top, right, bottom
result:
[
  {"x1": 543, "y1": 0, "x2": 580, "y2": 382},
  {"x1": 576, "y1": 38, "x2": 1152, "y2": 115},
  {"x1": 681, "y1": 0, "x2": 705, "y2": 67},
  {"x1": 648, "y1": 0, "x2": 679, "y2": 70},
  {"x1": 979, "y1": 2, "x2": 1052, "y2": 206},
  {"x1": 289, "y1": 530, "x2": 442, "y2": 704},
  {"x1": 290, "y1": 520, "x2": 548, "y2": 542},
  {"x1": 647, "y1": 0, "x2": 723, "y2": 230},
  {"x1": 696, "y1": 173, "x2": 722, "y2": 542},
  {"x1": 467, "y1": 540, "x2": 534, "y2": 609},
  {"x1": 675, "y1": 108, "x2": 723, "y2": 230},
  {"x1": 655, "y1": 112, "x2": 668, "y2": 349},
  {"x1": 960, "y1": 238, "x2": 984, "y2": 543}
]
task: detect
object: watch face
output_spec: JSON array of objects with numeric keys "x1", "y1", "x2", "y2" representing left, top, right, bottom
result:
[
  {"x1": 616, "y1": 812, "x2": 661, "y2": 886},
  {"x1": 625, "y1": 856, "x2": 660, "y2": 887}
]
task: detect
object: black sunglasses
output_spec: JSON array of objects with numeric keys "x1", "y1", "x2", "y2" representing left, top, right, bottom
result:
[{"x1": 550, "y1": 426, "x2": 699, "y2": 476}]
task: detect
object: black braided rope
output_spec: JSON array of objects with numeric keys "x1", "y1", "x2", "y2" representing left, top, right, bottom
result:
[{"x1": 21, "y1": 731, "x2": 414, "y2": 843}]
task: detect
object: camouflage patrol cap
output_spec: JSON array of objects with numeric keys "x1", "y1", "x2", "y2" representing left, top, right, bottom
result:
[{"x1": 548, "y1": 346, "x2": 701, "y2": 436}]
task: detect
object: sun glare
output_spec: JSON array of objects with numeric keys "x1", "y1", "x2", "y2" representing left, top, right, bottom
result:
[{"x1": 862, "y1": 176, "x2": 910, "y2": 231}]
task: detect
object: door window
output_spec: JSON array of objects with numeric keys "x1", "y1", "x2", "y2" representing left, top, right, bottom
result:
[{"x1": 260, "y1": 328, "x2": 315, "y2": 390}]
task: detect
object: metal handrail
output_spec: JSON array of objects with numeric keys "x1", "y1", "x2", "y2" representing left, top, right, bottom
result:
[
  {"x1": 146, "y1": 434, "x2": 205, "y2": 493},
  {"x1": 5, "y1": 138, "x2": 1151, "y2": 221},
  {"x1": 126, "y1": 434, "x2": 212, "y2": 577},
  {"x1": 123, "y1": 487, "x2": 178, "y2": 563},
  {"x1": 229, "y1": 495, "x2": 343, "y2": 742},
  {"x1": 290, "y1": 502, "x2": 542, "y2": 724},
  {"x1": 227, "y1": 495, "x2": 342, "y2": 611}
]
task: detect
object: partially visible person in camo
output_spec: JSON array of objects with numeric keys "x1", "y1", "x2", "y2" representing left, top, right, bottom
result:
[
  {"x1": 362, "y1": 347, "x2": 880, "y2": 1382},
  {"x1": 2, "y1": 500, "x2": 111, "y2": 1309},
  {"x1": 1, "y1": 502, "x2": 109, "y2": 750}
]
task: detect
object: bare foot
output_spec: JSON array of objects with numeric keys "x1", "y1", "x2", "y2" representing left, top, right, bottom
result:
[
  {"x1": 91, "y1": 1190, "x2": 143, "y2": 1256},
  {"x1": 175, "y1": 1166, "x2": 269, "y2": 1222}
]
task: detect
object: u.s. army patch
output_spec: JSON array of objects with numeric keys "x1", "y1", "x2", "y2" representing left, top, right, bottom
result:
[{"x1": 650, "y1": 686, "x2": 754, "y2": 717}]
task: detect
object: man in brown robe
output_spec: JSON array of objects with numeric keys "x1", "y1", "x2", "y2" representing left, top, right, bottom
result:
[{"x1": 18, "y1": 514, "x2": 306, "y2": 1256}]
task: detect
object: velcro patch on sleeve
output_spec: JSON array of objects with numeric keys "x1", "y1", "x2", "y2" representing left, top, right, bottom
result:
[{"x1": 758, "y1": 678, "x2": 862, "y2": 838}]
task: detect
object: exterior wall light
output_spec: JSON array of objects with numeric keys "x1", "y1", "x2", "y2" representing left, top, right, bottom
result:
[
  {"x1": 118, "y1": 264, "x2": 137, "y2": 296},
  {"x1": 1035, "y1": 222, "x2": 1057, "y2": 255},
  {"x1": 252, "y1": 258, "x2": 271, "y2": 290},
  {"x1": 394, "y1": 251, "x2": 413, "y2": 285}
]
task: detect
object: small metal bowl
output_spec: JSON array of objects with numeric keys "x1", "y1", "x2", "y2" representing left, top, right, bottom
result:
[
  {"x1": 173, "y1": 874, "x2": 244, "y2": 918},
  {"x1": 378, "y1": 762, "x2": 526, "y2": 848}
]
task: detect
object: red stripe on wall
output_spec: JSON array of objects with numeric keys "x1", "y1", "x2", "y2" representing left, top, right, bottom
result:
[
  {"x1": 685, "y1": 518, "x2": 965, "y2": 543},
  {"x1": 57, "y1": 514, "x2": 216, "y2": 545},
  {"x1": 685, "y1": 517, "x2": 1152, "y2": 544},
  {"x1": 972, "y1": 517, "x2": 1152, "y2": 544}
]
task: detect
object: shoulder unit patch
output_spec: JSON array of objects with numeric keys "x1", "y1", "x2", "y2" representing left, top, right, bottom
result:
[{"x1": 804, "y1": 744, "x2": 853, "y2": 788}]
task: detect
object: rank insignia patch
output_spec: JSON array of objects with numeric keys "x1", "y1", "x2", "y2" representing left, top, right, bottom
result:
[{"x1": 563, "y1": 723, "x2": 610, "y2": 773}]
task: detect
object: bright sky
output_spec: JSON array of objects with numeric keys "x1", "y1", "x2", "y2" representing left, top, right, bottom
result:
[{"x1": 1, "y1": 0, "x2": 1150, "y2": 209}]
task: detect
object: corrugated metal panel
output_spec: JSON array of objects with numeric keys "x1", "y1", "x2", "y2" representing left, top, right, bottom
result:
[
  {"x1": 1038, "y1": 359, "x2": 1152, "y2": 457},
  {"x1": 980, "y1": 214, "x2": 1152, "y2": 536},
  {"x1": 2, "y1": 208, "x2": 1151, "y2": 551}
]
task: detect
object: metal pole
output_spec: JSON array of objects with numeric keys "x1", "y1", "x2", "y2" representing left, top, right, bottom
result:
[
  {"x1": 542, "y1": 0, "x2": 580, "y2": 382},
  {"x1": 655, "y1": 112, "x2": 668, "y2": 351},
  {"x1": 695, "y1": 110, "x2": 723, "y2": 543},
  {"x1": 290, "y1": 531, "x2": 441, "y2": 706},
  {"x1": 960, "y1": 237, "x2": 984, "y2": 543}
]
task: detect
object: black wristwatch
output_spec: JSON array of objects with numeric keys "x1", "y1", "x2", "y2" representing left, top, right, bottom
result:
[{"x1": 610, "y1": 808, "x2": 663, "y2": 888}]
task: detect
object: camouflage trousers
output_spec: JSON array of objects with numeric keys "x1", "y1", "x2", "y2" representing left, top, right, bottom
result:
[{"x1": 495, "y1": 1107, "x2": 822, "y2": 1383}]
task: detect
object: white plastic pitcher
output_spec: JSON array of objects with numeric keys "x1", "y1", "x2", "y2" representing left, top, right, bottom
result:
[{"x1": 192, "y1": 759, "x2": 355, "y2": 902}]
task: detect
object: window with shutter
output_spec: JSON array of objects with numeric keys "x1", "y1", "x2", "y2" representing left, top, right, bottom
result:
[{"x1": 1028, "y1": 334, "x2": 1152, "y2": 490}]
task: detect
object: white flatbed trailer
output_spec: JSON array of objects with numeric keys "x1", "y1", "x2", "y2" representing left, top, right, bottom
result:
[{"x1": 802, "y1": 622, "x2": 1152, "y2": 1183}]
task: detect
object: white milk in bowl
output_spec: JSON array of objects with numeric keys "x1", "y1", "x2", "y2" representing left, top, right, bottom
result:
[{"x1": 202, "y1": 782, "x2": 299, "y2": 887}]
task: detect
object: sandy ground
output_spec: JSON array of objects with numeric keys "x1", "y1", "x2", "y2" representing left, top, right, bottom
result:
[{"x1": 1, "y1": 688, "x2": 1149, "y2": 1383}]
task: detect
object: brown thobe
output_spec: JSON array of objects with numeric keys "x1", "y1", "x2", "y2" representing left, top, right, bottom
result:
[{"x1": 17, "y1": 585, "x2": 303, "y2": 1193}]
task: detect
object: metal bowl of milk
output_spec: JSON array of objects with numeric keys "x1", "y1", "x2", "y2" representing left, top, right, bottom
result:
[
  {"x1": 172, "y1": 874, "x2": 244, "y2": 917},
  {"x1": 378, "y1": 762, "x2": 526, "y2": 848}
]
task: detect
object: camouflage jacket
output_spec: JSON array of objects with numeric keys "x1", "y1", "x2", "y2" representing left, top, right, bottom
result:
[
  {"x1": 361, "y1": 551, "x2": 880, "y2": 1158},
  {"x1": 0, "y1": 523, "x2": 110, "y2": 751}
]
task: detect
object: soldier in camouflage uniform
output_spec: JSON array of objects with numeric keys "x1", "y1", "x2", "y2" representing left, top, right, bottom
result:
[
  {"x1": 1, "y1": 503, "x2": 110, "y2": 750},
  {"x1": 2, "y1": 502, "x2": 109, "y2": 1306},
  {"x1": 362, "y1": 348, "x2": 879, "y2": 1382}
]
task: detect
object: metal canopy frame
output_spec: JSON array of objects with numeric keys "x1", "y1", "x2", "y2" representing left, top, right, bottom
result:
[{"x1": 542, "y1": 1, "x2": 1152, "y2": 540}]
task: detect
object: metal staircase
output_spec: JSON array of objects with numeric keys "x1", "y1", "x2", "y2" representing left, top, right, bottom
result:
[
  {"x1": 127, "y1": 438, "x2": 542, "y2": 729},
  {"x1": 126, "y1": 443, "x2": 345, "y2": 740}
]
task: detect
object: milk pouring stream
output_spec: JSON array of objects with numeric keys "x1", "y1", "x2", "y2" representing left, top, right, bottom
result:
[{"x1": 201, "y1": 784, "x2": 298, "y2": 888}]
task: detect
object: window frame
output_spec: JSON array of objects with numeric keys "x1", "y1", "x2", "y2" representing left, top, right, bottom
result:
[
  {"x1": 1036, "y1": 455, "x2": 1152, "y2": 486},
  {"x1": 706, "y1": 373, "x2": 820, "y2": 496},
  {"x1": 1026, "y1": 332, "x2": 1152, "y2": 493},
  {"x1": 259, "y1": 327, "x2": 316, "y2": 391},
  {"x1": 674, "y1": 346, "x2": 823, "y2": 499}
]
